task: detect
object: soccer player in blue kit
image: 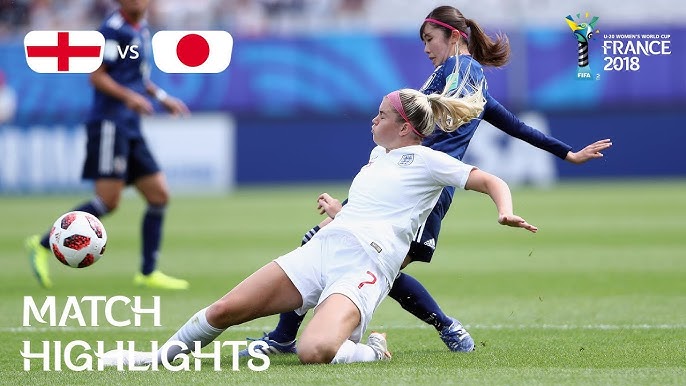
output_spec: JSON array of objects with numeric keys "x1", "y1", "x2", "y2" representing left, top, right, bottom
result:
[
  {"x1": 26, "y1": 0, "x2": 191, "y2": 290},
  {"x1": 241, "y1": 5, "x2": 613, "y2": 355}
]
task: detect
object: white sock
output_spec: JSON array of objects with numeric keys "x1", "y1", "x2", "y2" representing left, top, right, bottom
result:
[
  {"x1": 156, "y1": 307, "x2": 225, "y2": 363},
  {"x1": 330, "y1": 340, "x2": 378, "y2": 363}
]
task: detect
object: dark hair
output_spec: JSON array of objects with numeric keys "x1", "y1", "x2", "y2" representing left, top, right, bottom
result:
[{"x1": 420, "y1": 6, "x2": 510, "y2": 68}]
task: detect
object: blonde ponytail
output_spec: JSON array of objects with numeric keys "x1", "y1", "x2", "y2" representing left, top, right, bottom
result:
[
  {"x1": 397, "y1": 84, "x2": 485, "y2": 137},
  {"x1": 427, "y1": 86, "x2": 485, "y2": 133}
]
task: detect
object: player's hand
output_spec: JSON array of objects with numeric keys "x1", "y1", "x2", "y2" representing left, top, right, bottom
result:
[
  {"x1": 565, "y1": 138, "x2": 612, "y2": 164},
  {"x1": 125, "y1": 92, "x2": 154, "y2": 115},
  {"x1": 317, "y1": 193, "x2": 342, "y2": 219},
  {"x1": 498, "y1": 214, "x2": 538, "y2": 233},
  {"x1": 160, "y1": 96, "x2": 190, "y2": 117}
]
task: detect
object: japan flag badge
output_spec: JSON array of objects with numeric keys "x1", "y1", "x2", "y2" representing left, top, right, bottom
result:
[{"x1": 152, "y1": 31, "x2": 233, "y2": 73}]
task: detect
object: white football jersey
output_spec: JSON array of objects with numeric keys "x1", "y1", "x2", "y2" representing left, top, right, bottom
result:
[{"x1": 322, "y1": 145, "x2": 475, "y2": 281}]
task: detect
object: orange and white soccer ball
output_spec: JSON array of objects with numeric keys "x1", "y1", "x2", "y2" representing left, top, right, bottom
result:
[{"x1": 49, "y1": 211, "x2": 107, "y2": 268}]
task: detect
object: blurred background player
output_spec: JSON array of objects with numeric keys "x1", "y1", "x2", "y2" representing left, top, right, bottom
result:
[
  {"x1": 241, "y1": 5, "x2": 612, "y2": 356},
  {"x1": 25, "y1": 0, "x2": 190, "y2": 290},
  {"x1": 0, "y1": 70, "x2": 17, "y2": 125}
]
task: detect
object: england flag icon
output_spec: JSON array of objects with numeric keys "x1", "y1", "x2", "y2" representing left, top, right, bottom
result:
[
  {"x1": 152, "y1": 31, "x2": 233, "y2": 73},
  {"x1": 24, "y1": 31, "x2": 104, "y2": 73}
]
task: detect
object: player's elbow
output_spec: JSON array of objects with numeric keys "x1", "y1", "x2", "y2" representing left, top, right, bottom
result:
[
  {"x1": 465, "y1": 170, "x2": 509, "y2": 198},
  {"x1": 486, "y1": 174, "x2": 508, "y2": 194}
]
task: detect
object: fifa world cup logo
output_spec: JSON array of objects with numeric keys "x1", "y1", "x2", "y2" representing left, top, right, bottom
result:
[{"x1": 565, "y1": 13, "x2": 599, "y2": 79}]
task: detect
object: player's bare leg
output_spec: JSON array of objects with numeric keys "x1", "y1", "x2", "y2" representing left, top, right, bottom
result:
[
  {"x1": 299, "y1": 294, "x2": 389, "y2": 364},
  {"x1": 157, "y1": 262, "x2": 303, "y2": 363}
]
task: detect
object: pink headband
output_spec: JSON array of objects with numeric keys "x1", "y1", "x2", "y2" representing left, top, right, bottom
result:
[
  {"x1": 386, "y1": 91, "x2": 425, "y2": 138},
  {"x1": 425, "y1": 18, "x2": 468, "y2": 39}
]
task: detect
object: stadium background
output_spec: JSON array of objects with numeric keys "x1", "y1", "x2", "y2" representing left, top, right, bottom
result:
[{"x1": 1, "y1": 0, "x2": 684, "y2": 193}]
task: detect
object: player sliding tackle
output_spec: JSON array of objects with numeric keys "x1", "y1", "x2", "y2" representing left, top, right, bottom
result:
[
  {"x1": 103, "y1": 82, "x2": 537, "y2": 366},
  {"x1": 245, "y1": 5, "x2": 611, "y2": 358}
]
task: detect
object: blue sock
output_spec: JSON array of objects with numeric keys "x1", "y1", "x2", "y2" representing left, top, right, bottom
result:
[
  {"x1": 268, "y1": 311, "x2": 305, "y2": 343},
  {"x1": 389, "y1": 272, "x2": 454, "y2": 331},
  {"x1": 141, "y1": 205, "x2": 165, "y2": 275},
  {"x1": 40, "y1": 197, "x2": 109, "y2": 249}
]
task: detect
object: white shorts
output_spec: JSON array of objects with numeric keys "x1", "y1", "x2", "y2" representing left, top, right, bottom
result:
[{"x1": 274, "y1": 230, "x2": 390, "y2": 343}]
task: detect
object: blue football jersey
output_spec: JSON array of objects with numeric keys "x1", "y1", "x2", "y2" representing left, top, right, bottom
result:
[
  {"x1": 419, "y1": 55, "x2": 571, "y2": 162},
  {"x1": 87, "y1": 11, "x2": 151, "y2": 127}
]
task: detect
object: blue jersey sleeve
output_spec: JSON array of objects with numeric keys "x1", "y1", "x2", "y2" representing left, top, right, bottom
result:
[
  {"x1": 100, "y1": 25, "x2": 120, "y2": 66},
  {"x1": 482, "y1": 95, "x2": 572, "y2": 159},
  {"x1": 88, "y1": 12, "x2": 148, "y2": 124}
]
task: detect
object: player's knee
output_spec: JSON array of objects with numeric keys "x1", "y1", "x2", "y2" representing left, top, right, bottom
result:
[
  {"x1": 158, "y1": 189, "x2": 170, "y2": 205},
  {"x1": 205, "y1": 298, "x2": 246, "y2": 329},
  {"x1": 296, "y1": 339, "x2": 337, "y2": 364},
  {"x1": 204, "y1": 302, "x2": 226, "y2": 328},
  {"x1": 148, "y1": 190, "x2": 169, "y2": 207},
  {"x1": 138, "y1": 177, "x2": 170, "y2": 206},
  {"x1": 100, "y1": 196, "x2": 120, "y2": 212}
]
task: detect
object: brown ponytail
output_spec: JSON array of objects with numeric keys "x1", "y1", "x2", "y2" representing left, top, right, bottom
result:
[{"x1": 465, "y1": 18, "x2": 510, "y2": 68}]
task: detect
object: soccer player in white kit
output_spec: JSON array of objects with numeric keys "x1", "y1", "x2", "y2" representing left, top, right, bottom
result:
[{"x1": 104, "y1": 85, "x2": 537, "y2": 366}]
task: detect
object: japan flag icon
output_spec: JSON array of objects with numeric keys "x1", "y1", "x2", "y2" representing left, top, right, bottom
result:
[
  {"x1": 152, "y1": 31, "x2": 233, "y2": 73},
  {"x1": 24, "y1": 31, "x2": 104, "y2": 73}
]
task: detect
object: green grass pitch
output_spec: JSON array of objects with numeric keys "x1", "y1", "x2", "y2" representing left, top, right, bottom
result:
[{"x1": 1, "y1": 180, "x2": 685, "y2": 385}]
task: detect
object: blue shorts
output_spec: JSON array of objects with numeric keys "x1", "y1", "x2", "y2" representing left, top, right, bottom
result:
[
  {"x1": 82, "y1": 119, "x2": 160, "y2": 185},
  {"x1": 407, "y1": 187, "x2": 454, "y2": 263}
]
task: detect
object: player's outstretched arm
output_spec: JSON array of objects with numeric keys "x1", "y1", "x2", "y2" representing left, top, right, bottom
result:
[
  {"x1": 464, "y1": 169, "x2": 538, "y2": 233},
  {"x1": 486, "y1": 101, "x2": 612, "y2": 165},
  {"x1": 564, "y1": 138, "x2": 613, "y2": 164}
]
